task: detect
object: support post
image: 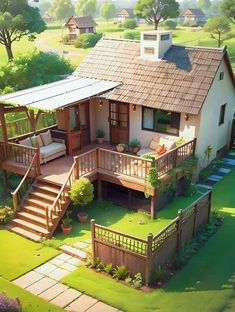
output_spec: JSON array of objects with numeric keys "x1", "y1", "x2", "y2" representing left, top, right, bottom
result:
[
  {"x1": 2, "y1": 170, "x2": 9, "y2": 189},
  {"x1": 145, "y1": 233, "x2": 153, "y2": 286},
  {"x1": 97, "y1": 178, "x2": 102, "y2": 201},
  {"x1": 74, "y1": 157, "x2": 79, "y2": 179},
  {"x1": 128, "y1": 188, "x2": 132, "y2": 208},
  {"x1": 150, "y1": 195, "x2": 156, "y2": 220},
  {"x1": 177, "y1": 209, "x2": 183, "y2": 250},
  {"x1": 0, "y1": 106, "x2": 8, "y2": 141},
  {"x1": 192, "y1": 204, "x2": 198, "y2": 236},
  {"x1": 36, "y1": 148, "x2": 41, "y2": 175},
  {"x1": 207, "y1": 190, "x2": 212, "y2": 223},
  {"x1": 91, "y1": 219, "x2": 96, "y2": 257}
]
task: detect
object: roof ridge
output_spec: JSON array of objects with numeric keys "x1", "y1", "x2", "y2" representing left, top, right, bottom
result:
[
  {"x1": 102, "y1": 37, "x2": 140, "y2": 43},
  {"x1": 171, "y1": 44, "x2": 225, "y2": 52}
]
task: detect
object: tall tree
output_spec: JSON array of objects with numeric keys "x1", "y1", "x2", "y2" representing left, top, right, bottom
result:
[
  {"x1": 76, "y1": 0, "x2": 97, "y2": 17},
  {"x1": 99, "y1": 1, "x2": 116, "y2": 22},
  {"x1": 221, "y1": 0, "x2": 235, "y2": 24},
  {"x1": 49, "y1": 0, "x2": 74, "y2": 22},
  {"x1": 134, "y1": 0, "x2": 180, "y2": 30},
  {"x1": 204, "y1": 16, "x2": 230, "y2": 47},
  {"x1": 197, "y1": 0, "x2": 211, "y2": 11},
  {"x1": 39, "y1": 1, "x2": 51, "y2": 15},
  {"x1": 0, "y1": 0, "x2": 46, "y2": 61}
]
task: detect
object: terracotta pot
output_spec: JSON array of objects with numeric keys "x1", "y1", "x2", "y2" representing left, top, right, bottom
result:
[
  {"x1": 132, "y1": 147, "x2": 140, "y2": 155},
  {"x1": 116, "y1": 146, "x2": 125, "y2": 153},
  {"x1": 78, "y1": 212, "x2": 88, "y2": 223},
  {"x1": 97, "y1": 137, "x2": 104, "y2": 144},
  {"x1": 61, "y1": 225, "x2": 72, "y2": 235}
]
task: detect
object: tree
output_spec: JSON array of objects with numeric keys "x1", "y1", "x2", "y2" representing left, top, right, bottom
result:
[
  {"x1": 0, "y1": 0, "x2": 46, "y2": 61},
  {"x1": 99, "y1": 1, "x2": 116, "y2": 22},
  {"x1": 134, "y1": 0, "x2": 180, "y2": 30},
  {"x1": 49, "y1": 0, "x2": 74, "y2": 22},
  {"x1": 197, "y1": 0, "x2": 211, "y2": 11},
  {"x1": 69, "y1": 178, "x2": 94, "y2": 208},
  {"x1": 204, "y1": 16, "x2": 230, "y2": 47},
  {"x1": 221, "y1": 0, "x2": 235, "y2": 24},
  {"x1": 76, "y1": 0, "x2": 97, "y2": 17},
  {"x1": 38, "y1": 1, "x2": 51, "y2": 15}
]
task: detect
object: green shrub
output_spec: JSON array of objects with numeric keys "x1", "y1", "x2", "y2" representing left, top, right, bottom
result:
[
  {"x1": 89, "y1": 257, "x2": 101, "y2": 269},
  {"x1": 123, "y1": 19, "x2": 137, "y2": 29},
  {"x1": 164, "y1": 20, "x2": 177, "y2": 30},
  {"x1": 132, "y1": 273, "x2": 143, "y2": 288},
  {"x1": 74, "y1": 33, "x2": 102, "y2": 49},
  {"x1": 113, "y1": 265, "x2": 130, "y2": 280},
  {"x1": 69, "y1": 178, "x2": 94, "y2": 208},
  {"x1": 123, "y1": 30, "x2": 140, "y2": 40},
  {"x1": 0, "y1": 206, "x2": 14, "y2": 225},
  {"x1": 104, "y1": 263, "x2": 113, "y2": 274}
]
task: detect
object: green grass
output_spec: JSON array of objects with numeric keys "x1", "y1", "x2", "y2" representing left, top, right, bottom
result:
[
  {"x1": 0, "y1": 227, "x2": 60, "y2": 280},
  {"x1": 0, "y1": 278, "x2": 63, "y2": 312},
  {"x1": 45, "y1": 191, "x2": 203, "y2": 249},
  {"x1": 62, "y1": 168, "x2": 235, "y2": 312}
]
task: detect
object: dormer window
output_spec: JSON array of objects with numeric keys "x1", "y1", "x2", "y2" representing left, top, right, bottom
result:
[
  {"x1": 161, "y1": 34, "x2": 170, "y2": 41},
  {"x1": 219, "y1": 72, "x2": 224, "y2": 80},
  {"x1": 144, "y1": 47, "x2": 154, "y2": 55},
  {"x1": 143, "y1": 34, "x2": 157, "y2": 41}
]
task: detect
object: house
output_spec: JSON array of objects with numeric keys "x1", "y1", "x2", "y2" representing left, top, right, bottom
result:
[
  {"x1": 0, "y1": 30, "x2": 234, "y2": 241},
  {"x1": 65, "y1": 16, "x2": 97, "y2": 41},
  {"x1": 117, "y1": 8, "x2": 135, "y2": 22},
  {"x1": 179, "y1": 8, "x2": 206, "y2": 26}
]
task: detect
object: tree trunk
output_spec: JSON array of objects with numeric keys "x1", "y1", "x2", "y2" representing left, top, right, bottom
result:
[
  {"x1": 5, "y1": 42, "x2": 14, "y2": 60},
  {"x1": 218, "y1": 32, "x2": 221, "y2": 47}
]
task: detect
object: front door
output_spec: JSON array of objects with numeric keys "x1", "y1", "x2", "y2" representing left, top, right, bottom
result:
[
  {"x1": 80, "y1": 101, "x2": 90, "y2": 146},
  {"x1": 110, "y1": 101, "x2": 129, "y2": 145}
]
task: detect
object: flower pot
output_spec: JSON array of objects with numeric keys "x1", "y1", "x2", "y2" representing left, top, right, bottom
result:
[
  {"x1": 116, "y1": 146, "x2": 125, "y2": 153},
  {"x1": 61, "y1": 225, "x2": 72, "y2": 235},
  {"x1": 132, "y1": 147, "x2": 140, "y2": 155},
  {"x1": 78, "y1": 211, "x2": 88, "y2": 223},
  {"x1": 97, "y1": 137, "x2": 104, "y2": 144}
]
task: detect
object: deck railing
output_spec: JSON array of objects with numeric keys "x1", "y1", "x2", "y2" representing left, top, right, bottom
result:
[
  {"x1": 155, "y1": 138, "x2": 196, "y2": 177},
  {"x1": 0, "y1": 112, "x2": 56, "y2": 140},
  {"x1": 75, "y1": 149, "x2": 97, "y2": 178},
  {"x1": 0, "y1": 141, "x2": 40, "y2": 174},
  {"x1": 11, "y1": 153, "x2": 40, "y2": 212}
]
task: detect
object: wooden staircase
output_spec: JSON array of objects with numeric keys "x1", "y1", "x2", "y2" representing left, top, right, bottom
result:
[{"x1": 7, "y1": 179, "x2": 70, "y2": 242}]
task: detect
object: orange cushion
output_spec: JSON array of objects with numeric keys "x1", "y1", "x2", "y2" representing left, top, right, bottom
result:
[{"x1": 156, "y1": 145, "x2": 167, "y2": 155}]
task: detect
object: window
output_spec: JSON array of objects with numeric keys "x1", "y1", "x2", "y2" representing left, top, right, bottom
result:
[
  {"x1": 219, "y1": 72, "x2": 224, "y2": 80},
  {"x1": 161, "y1": 34, "x2": 170, "y2": 41},
  {"x1": 142, "y1": 107, "x2": 180, "y2": 135},
  {"x1": 143, "y1": 34, "x2": 157, "y2": 41},
  {"x1": 219, "y1": 104, "x2": 226, "y2": 125},
  {"x1": 144, "y1": 47, "x2": 155, "y2": 55}
]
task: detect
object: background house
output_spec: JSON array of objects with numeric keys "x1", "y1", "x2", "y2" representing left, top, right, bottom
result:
[
  {"x1": 65, "y1": 16, "x2": 97, "y2": 41},
  {"x1": 117, "y1": 8, "x2": 135, "y2": 22},
  {"x1": 179, "y1": 8, "x2": 206, "y2": 26}
]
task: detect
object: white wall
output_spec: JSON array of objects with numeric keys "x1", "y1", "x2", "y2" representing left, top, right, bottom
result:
[{"x1": 196, "y1": 59, "x2": 235, "y2": 162}]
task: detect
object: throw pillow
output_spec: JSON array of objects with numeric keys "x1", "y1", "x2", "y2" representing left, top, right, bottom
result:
[
  {"x1": 31, "y1": 135, "x2": 44, "y2": 148},
  {"x1": 156, "y1": 144, "x2": 167, "y2": 155},
  {"x1": 18, "y1": 137, "x2": 32, "y2": 147},
  {"x1": 41, "y1": 130, "x2": 53, "y2": 146},
  {"x1": 149, "y1": 139, "x2": 158, "y2": 150}
]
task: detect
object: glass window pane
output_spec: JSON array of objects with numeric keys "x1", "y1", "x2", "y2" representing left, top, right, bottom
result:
[
  {"x1": 143, "y1": 108, "x2": 154, "y2": 129},
  {"x1": 155, "y1": 110, "x2": 179, "y2": 135}
]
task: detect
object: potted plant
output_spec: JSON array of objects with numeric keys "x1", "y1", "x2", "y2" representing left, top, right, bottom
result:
[
  {"x1": 61, "y1": 211, "x2": 72, "y2": 234},
  {"x1": 96, "y1": 129, "x2": 105, "y2": 144},
  {"x1": 129, "y1": 139, "x2": 141, "y2": 155},
  {"x1": 69, "y1": 178, "x2": 94, "y2": 223},
  {"x1": 116, "y1": 143, "x2": 126, "y2": 153}
]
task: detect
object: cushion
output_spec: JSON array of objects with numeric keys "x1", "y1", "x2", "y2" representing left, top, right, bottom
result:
[
  {"x1": 149, "y1": 139, "x2": 158, "y2": 150},
  {"x1": 40, "y1": 142, "x2": 66, "y2": 159},
  {"x1": 159, "y1": 137, "x2": 176, "y2": 151},
  {"x1": 31, "y1": 135, "x2": 44, "y2": 148},
  {"x1": 156, "y1": 145, "x2": 167, "y2": 155},
  {"x1": 41, "y1": 130, "x2": 53, "y2": 146},
  {"x1": 19, "y1": 137, "x2": 32, "y2": 147}
]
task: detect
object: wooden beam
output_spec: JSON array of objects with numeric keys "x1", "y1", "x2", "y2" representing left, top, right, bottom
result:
[
  {"x1": 2, "y1": 170, "x2": 9, "y2": 188},
  {"x1": 3, "y1": 106, "x2": 27, "y2": 114},
  {"x1": 0, "y1": 105, "x2": 8, "y2": 141},
  {"x1": 150, "y1": 195, "x2": 156, "y2": 220}
]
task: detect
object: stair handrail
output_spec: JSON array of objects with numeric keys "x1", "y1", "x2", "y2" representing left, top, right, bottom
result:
[
  {"x1": 47, "y1": 158, "x2": 77, "y2": 225},
  {"x1": 11, "y1": 153, "x2": 39, "y2": 212}
]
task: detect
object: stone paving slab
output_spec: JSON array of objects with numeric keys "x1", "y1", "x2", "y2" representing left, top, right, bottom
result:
[
  {"x1": 49, "y1": 258, "x2": 65, "y2": 266},
  {"x1": 35, "y1": 262, "x2": 58, "y2": 275},
  {"x1": 51, "y1": 288, "x2": 82, "y2": 308},
  {"x1": 67, "y1": 257, "x2": 81, "y2": 266},
  {"x1": 55, "y1": 253, "x2": 72, "y2": 261},
  {"x1": 47, "y1": 267, "x2": 69, "y2": 281},
  {"x1": 60, "y1": 262, "x2": 77, "y2": 272},
  {"x1": 60, "y1": 245, "x2": 87, "y2": 260},
  {"x1": 73, "y1": 242, "x2": 89, "y2": 249},
  {"x1": 196, "y1": 183, "x2": 213, "y2": 190},
  {"x1": 207, "y1": 176, "x2": 221, "y2": 182},
  {"x1": 87, "y1": 301, "x2": 119, "y2": 312},
  {"x1": 39, "y1": 283, "x2": 69, "y2": 301},
  {"x1": 13, "y1": 271, "x2": 43, "y2": 289},
  {"x1": 218, "y1": 167, "x2": 231, "y2": 174},
  {"x1": 26, "y1": 277, "x2": 57, "y2": 295},
  {"x1": 222, "y1": 158, "x2": 235, "y2": 165},
  {"x1": 65, "y1": 294, "x2": 97, "y2": 312}
]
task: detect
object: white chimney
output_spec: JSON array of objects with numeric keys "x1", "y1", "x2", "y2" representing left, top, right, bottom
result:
[{"x1": 140, "y1": 30, "x2": 172, "y2": 61}]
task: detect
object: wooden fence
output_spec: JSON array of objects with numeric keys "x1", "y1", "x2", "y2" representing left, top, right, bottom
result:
[{"x1": 91, "y1": 190, "x2": 212, "y2": 285}]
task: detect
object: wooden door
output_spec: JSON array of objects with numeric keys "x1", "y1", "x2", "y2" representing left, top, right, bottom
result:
[
  {"x1": 110, "y1": 102, "x2": 129, "y2": 145},
  {"x1": 80, "y1": 101, "x2": 90, "y2": 146}
]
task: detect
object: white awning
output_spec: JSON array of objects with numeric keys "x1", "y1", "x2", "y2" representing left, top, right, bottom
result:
[{"x1": 0, "y1": 76, "x2": 120, "y2": 110}]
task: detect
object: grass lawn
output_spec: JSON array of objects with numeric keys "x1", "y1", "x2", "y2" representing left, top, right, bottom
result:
[
  {"x1": 0, "y1": 227, "x2": 60, "y2": 280},
  {"x1": 0, "y1": 278, "x2": 63, "y2": 312},
  {"x1": 62, "y1": 168, "x2": 235, "y2": 312},
  {"x1": 45, "y1": 191, "x2": 204, "y2": 249}
]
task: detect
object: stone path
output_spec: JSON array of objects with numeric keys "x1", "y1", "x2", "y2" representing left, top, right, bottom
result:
[{"x1": 13, "y1": 253, "x2": 120, "y2": 312}]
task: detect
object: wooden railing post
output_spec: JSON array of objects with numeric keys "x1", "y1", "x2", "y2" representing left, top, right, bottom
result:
[
  {"x1": 45, "y1": 206, "x2": 50, "y2": 231},
  {"x1": 145, "y1": 233, "x2": 153, "y2": 286},
  {"x1": 74, "y1": 157, "x2": 79, "y2": 179},
  {"x1": 12, "y1": 193, "x2": 18, "y2": 212},
  {"x1": 192, "y1": 204, "x2": 198, "y2": 236},
  {"x1": 96, "y1": 148, "x2": 100, "y2": 169},
  {"x1": 91, "y1": 219, "x2": 96, "y2": 257},
  {"x1": 36, "y1": 148, "x2": 41, "y2": 175},
  {"x1": 177, "y1": 209, "x2": 183, "y2": 250}
]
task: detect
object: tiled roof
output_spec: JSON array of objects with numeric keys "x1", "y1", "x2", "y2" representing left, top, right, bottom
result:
[
  {"x1": 67, "y1": 16, "x2": 97, "y2": 28},
  {"x1": 182, "y1": 8, "x2": 205, "y2": 17},
  {"x1": 74, "y1": 38, "x2": 229, "y2": 115},
  {"x1": 118, "y1": 8, "x2": 135, "y2": 18}
]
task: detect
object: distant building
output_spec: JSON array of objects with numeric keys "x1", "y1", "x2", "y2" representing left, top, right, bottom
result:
[
  {"x1": 179, "y1": 8, "x2": 206, "y2": 26},
  {"x1": 42, "y1": 11, "x2": 51, "y2": 23},
  {"x1": 117, "y1": 8, "x2": 135, "y2": 22},
  {"x1": 65, "y1": 16, "x2": 97, "y2": 42}
]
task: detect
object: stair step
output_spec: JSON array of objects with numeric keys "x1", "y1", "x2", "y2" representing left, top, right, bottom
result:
[
  {"x1": 32, "y1": 182, "x2": 61, "y2": 196},
  {"x1": 25, "y1": 197, "x2": 50, "y2": 209},
  {"x1": 28, "y1": 190, "x2": 56, "y2": 203},
  {"x1": 6, "y1": 224, "x2": 42, "y2": 242},
  {"x1": 22, "y1": 205, "x2": 47, "y2": 217},
  {"x1": 16, "y1": 211, "x2": 54, "y2": 227},
  {"x1": 11, "y1": 218, "x2": 50, "y2": 236}
]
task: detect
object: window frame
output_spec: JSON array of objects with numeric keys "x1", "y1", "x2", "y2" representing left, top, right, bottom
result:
[
  {"x1": 219, "y1": 72, "x2": 224, "y2": 80},
  {"x1": 142, "y1": 106, "x2": 180, "y2": 136},
  {"x1": 218, "y1": 103, "x2": 226, "y2": 126}
]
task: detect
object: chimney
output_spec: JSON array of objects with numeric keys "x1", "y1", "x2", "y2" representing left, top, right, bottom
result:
[{"x1": 140, "y1": 30, "x2": 172, "y2": 61}]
